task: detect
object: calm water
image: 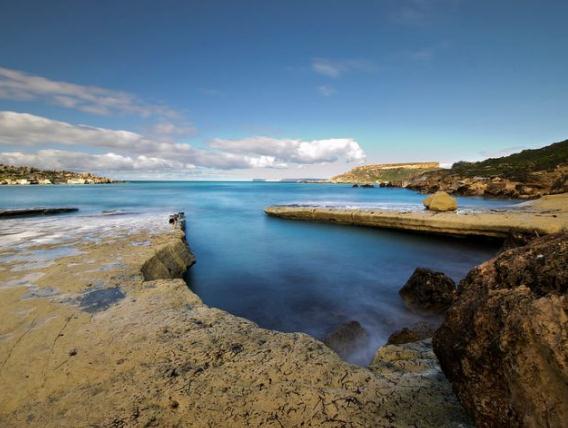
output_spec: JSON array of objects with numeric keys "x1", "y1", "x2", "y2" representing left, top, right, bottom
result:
[{"x1": 0, "y1": 182, "x2": 516, "y2": 364}]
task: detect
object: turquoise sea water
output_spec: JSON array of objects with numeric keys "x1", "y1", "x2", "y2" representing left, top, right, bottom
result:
[{"x1": 0, "y1": 182, "x2": 517, "y2": 364}]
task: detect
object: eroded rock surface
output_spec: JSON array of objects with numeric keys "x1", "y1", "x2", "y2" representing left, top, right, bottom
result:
[
  {"x1": 0, "y1": 214, "x2": 472, "y2": 427},
  {"x1": 434, "y1": 233, "x2": 568, "y2": 427},
  {"x1": 399, "y1": 268, "x2": 456, "y2": 314}
]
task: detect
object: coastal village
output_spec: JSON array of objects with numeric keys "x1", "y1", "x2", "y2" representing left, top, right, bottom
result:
[{"x1": 0, "y1": 164, "x2": 113, "y2": 185}]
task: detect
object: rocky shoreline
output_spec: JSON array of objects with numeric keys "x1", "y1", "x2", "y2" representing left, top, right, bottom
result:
[
  {"x1": 0, "y1": 164, "x2": 114, "y2": 185},
  {"x1": 0, "y1": 212, "x2": 470, "y2": 427},
  {"x1": 265, "y1": 193, "x2": 568, "y2": 239}
]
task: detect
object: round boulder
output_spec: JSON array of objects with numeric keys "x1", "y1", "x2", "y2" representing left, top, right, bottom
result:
[
  {"x1": 399, "y1": 268, "x2": 456, "y2": 313},
  {"x1": 423, "y1": 191, "x2": 457, "y2": 212},
  {"x1": 323, "y1": 320, "x2": 369, "y2": 359}
]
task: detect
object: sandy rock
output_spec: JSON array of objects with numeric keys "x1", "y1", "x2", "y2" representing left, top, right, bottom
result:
[
  {"x1": 433, "y1": 233, "x2": 568, "y2": 427},
  {"x1": 423, "y1": 191, "x2": 457, "y2": 212},
  {"x1": 399, "y1": 268, "x2": 456, "y2": 313}
]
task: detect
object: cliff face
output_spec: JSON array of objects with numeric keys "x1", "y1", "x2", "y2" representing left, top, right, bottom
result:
[
  {"x1": 0, "y1": 164, "x2": 113, "y2": 184},
  {"x1": 434, "y1": 232, "x2": 568, "y2": 427},
  {"x1": 407, "y1": 140, "x2": 568, "y2": 199},
  {"x1": 331, "y1": 162, "x2": 440, "y2": 185}
]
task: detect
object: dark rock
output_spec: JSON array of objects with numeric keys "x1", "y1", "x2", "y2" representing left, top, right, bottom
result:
[
  {"x1": 399, "y1": 268, "x2": 456, "y2": 313},
  {"x1": 323, "y1": 321, "x2": 370, "y2": 359},
  {"x1": 360, "y1": 184, "x2": 375, "y2": 188},
  {"x1": 433, "y1": 233, "x2": 568, "y2": 427},
  {"x1": 500, "y1": 230, "x2": 541, "y2": 252},
  {"x1": 352, "y1": 184, "x2": 359, "y2": 188},
  {"x1": 0, "y1": 207, "x2": 79, "y2": 218},
  {"x1": 387, "y1": 322, "x2": 436, "y2": 345}
]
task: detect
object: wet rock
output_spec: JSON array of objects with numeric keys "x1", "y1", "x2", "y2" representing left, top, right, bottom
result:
[
  {"x1": 79, "y1": 287, "x2": 125, "y2": 313},
  {"x1": 399, "y1": 268, "x2": 456, "y2": 313},
  {"x1": 422, "y1": 191, "x2": 457, "y2": 212},
  {"x1": 360, "y1": 183, "x2": 375, "y2": 188},
  {"x1": 387, "y1": 322, "x2": 436, "y2": 345},
  {"x1": 352, "y1": 184, "x2": 359, "y2": 188},
  {"x1": 433, "y1": 233, "x2": 568, "y2": 427},
  {"x1": 323, "y1": 320, "x2": 370, "y2": 359}
]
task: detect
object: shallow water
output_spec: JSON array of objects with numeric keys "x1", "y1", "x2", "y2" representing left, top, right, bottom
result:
[{"x1": 0, "y1": 182, "x2": 516, "y2": 364}]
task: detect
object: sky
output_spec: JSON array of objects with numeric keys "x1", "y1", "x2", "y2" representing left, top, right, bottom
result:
[{"x1": 0, "y1": 0, "x2": 566, "y2": 180}]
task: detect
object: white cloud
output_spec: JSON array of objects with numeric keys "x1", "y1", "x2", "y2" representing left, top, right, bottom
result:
[
  {"x1": 210, "y1": 136, "x2": 366, "y2": 164},
  {"x1": 0, "y1": 111, "x2": 366, "y2": 175},
  {"x1": 317, "y1": 85, "x2": 336, "y2": 96},
  {"x1": 0, "y1": 66, "x2": 179, "y2": 118},
  {"x1": 311, "y1": 58, "x2": 379, "y2": 78}
]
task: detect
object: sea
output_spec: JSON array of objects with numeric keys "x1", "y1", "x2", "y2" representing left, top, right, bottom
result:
[{"x1": 0, "y1": 182, "x2": 518, "y2": 364}]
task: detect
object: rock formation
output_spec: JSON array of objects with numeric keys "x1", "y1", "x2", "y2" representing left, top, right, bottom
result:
[
  {"x1": 407, "y1": 139, "x2": 568, "y2": 199},
  {"x1": 433, "y1": 232, "x2": 568, "y2": 427},
  {"x1": 387, "y1": 322, "x2": 436, "y2": 345},
  {"x1": 399, "y1": 268, "x2": 456, "y2": 313},
  {"x1": 422, "y1": 191, "x2": 457, "y2": 211},
  {"x1": 323, "y1": 320, "x2": 370, "y2": 359}
]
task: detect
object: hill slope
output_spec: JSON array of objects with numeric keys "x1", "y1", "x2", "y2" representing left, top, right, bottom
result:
[
  {"x1": 407, "y1": 140, "x2": 568, "y2": 198},
  {"x1": 332, "y1": 162, "x2": 440, "y2": 185}
]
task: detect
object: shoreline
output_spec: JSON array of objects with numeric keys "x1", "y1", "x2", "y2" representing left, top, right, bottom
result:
[
  {"x1": 265, "y1": 193, "x2": 568, "y2": 239},
  {"x1": 0, "y1": 211, "x2": 470, "y2": 426}
]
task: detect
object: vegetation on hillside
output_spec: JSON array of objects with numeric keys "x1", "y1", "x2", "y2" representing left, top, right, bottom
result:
[{"x1": 449, "y1": 140, "x2": 568, "y2": 180}]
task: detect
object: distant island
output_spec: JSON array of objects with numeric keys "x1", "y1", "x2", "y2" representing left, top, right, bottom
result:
[{"x1": 0, "y1": 164, "x2": 114, "y2": 185}]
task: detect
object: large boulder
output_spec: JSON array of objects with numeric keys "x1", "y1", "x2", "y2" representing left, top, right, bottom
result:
[
  {"x1": 323, "y1": 320, "x2": 369, "y2": 359},
  {"x1": 422, "y1": 191, "x2": 458, "y2": 211},
  {"x1": 433, "y1": 233, "x2": 568, "y2": 427},
  {"x1": 399, "y1": 268, "x2": 456, "y2": 313}
]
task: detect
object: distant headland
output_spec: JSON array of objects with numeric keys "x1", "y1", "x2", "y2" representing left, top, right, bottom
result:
[
  {"x1": 332, "y1": 139, "x2": 568, "y2": 199},
  {"x1": 0, "y1": 164, "x2": 114, "y2": 185}
]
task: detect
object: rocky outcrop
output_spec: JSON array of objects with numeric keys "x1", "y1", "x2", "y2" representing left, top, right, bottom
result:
[
  {"x1": 422, "y1": 191, "x2": 457, "y2": 212},
  {"x1": 0, "y1": 164, "x2": 114, "y2": 185},
  {"x1": 406, "y1": 140, "x2": 568, "y2": 199},
  {"x1": 387, "y1": 322, "x2": 436, "y2": 345},
  {"x1": 332, "y1": 162, "x2": 440, "y2": 185},
  {"x1": 433, "y1": 233, "x2": 568, "y2": 427},
  {"x1": 323, "y1": 320, "x2": 370, "y2": 359},
  {"x1": 399, "y1": 268, "x2": 456, "y2": 313}
]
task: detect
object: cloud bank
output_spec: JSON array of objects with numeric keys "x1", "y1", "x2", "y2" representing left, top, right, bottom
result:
[
  {"x1": 0, "y1": 66, "x2": 179, "y2": 118},
  {"x1": 0, "y1": 111, "x2": 365, "y2": 175}
]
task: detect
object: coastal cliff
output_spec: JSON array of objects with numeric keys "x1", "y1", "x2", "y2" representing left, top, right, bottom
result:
[
  {"x1": 0, "y1": 213, "x2": 469, "y2": 427},
  {"x1": 331, "y1": 162, "x2": 440, "y2": 185},
  {"x1": 0, "y1": 164, "x2": 113, "y2": 185},
  {"x1": 406, "y1": 139, "x2": 568, "y2": 198}
]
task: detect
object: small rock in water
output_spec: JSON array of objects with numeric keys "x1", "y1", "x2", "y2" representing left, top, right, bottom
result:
[
  {"x1": 323, "y1": 320, "x2": 370, "y2": 359},
  {"x1": 387, "y1": 322, "x2": 436, "y2": 345},
  {"x1": 399, "y1": 268, "x2": 456, "y2": 314}
]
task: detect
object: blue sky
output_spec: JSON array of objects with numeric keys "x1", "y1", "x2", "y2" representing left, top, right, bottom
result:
[{"x1": 0, "y1": 0, "x2": 566, "y2": 179}]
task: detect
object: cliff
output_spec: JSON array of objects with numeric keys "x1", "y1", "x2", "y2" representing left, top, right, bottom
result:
[
  {"x1": 407, "y1": 139, "x2": 568, "y2": 198},
  {"x1": 331, "y1": 162, "x2": 440, "y2": 185},
  {"x1": 0, "y1": 164, "x2": 113, "y2": 185}
]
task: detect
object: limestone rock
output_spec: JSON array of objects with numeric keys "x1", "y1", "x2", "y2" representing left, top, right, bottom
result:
[
  {"x1": 423, "y1": 191, "x2": 457, "y2": 211},
  {"x1": 399, "y1": 268, "x2": 456, "y2": 313},
  {"x1": 433, "y1": 233, "x2": 568, "y2": 427},
  {"x1": 387, "y1": 321, "x2": 436, "y2": 345},
  {"x1": 323, "y1": 320, "x2": 369, "y2": 359}
]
